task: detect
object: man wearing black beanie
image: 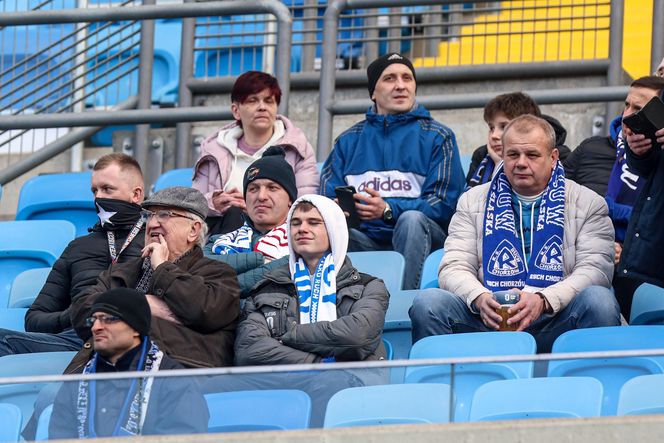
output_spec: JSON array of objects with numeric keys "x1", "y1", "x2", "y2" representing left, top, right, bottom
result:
[
  {"x1": 204, "y1": 145, "x2": 296, "y2": 297},
  {"x1": 320, "y1": 53, "x2": 466, "y2": 290},
  {"x1": 49, "y1": 288, "x2": 209, "y2": 439}
]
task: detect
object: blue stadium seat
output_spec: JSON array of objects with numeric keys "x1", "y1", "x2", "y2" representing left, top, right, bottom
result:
[
  {"x1": 419, "y1": 248, "x2": 444, "y2": 289},
  {"x1": 0, "y1": 220, "x2": 76, "y2": 306},
  {"x1": 406, "y1": 331, "x2": 536, "y2": 422},
  {"x1": 548, "y1": 326, "x2": 664, "y2": 416},
  {"x1": 205, "y1": 390, "x2": 311, "y2": 432},
  {"x1": 16, "y1": 172, "x2": 96, "y2": 237},
  {"x1": 460, "y1": 154, "x2": 472, "y2": 176},
  {"x1": 469, "y1": 377, "x2": 603, "y2": 421},
  {"x1": 617, "y1": 374, "x2": 664, "y2": 416},
  {"x1": 382, "y1": 338, "x2": 393, "y2": 360},
  {"x1": 9, "y1": 267, "x2": 51, "y2": 308},
  {"x1": 384, "y1": 290, "x2": 418, "y2": 361},
  {"x1": 0, "y1": 351, "x2": 76, "y2": 421},
  {"x1": 0, "y1": 403, "x2": 22, "y2": 443},
  {"x1": 630, "y1": 283, "x2": 664, "y2": 325},
  {"x1": 153, "y1": 168, "x2": 194, "y2": 193},
  {"x1": 35, "y1": 404, "x2": 53, "y2": 441},
  {"x1": 0, "y1": 309, "x2": 28, "y2": 332},
  {"x1": 347, "y1": 251, "x2": 405, "y2": 295},
  {"x1": 324, "y1": 383, "x2": 452, "y2": 428}
]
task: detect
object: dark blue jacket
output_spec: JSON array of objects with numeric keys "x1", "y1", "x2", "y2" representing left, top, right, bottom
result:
[{"x1": 320, "y1": 103, "x2": 465, "y2": 242}]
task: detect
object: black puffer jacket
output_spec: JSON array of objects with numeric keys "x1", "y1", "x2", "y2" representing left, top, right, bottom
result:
[
  {"x1": 25, "y1": 223, "x2": 145, "y2": 333},
  {"x1": 235, "y1": 258, "x2": 389, "y2": 365}
]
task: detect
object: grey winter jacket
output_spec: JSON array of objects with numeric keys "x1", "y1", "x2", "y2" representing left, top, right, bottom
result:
[{"x1": 235, "y1": 258, "x2": 389, "y2": 366}]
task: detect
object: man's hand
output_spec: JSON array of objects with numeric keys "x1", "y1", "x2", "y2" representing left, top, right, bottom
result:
[
  {"x1": 473, "y1": 292, "x2": 502, "y2": 330},
  {"x1": 353, "y1": 188, "x2": 387, "y2": 221},
  {"x1": 142, "y1": 234, "x2": 170, "y2": 269},
  {"x1": 507, "y1": 291, "x2": 545, "y2": 331},
  {"x1": 146, "y1": 294, "x2": 182, "y2": 325},
  {"x1": 623, "y1": 126, "x2": 664, "y2": 156},
  {"x1": 212, "y1": 188, "x2": 246, "y2": 214},
  {"x1": 614, "y1": 242, "x2": 623, "y2": 265}
]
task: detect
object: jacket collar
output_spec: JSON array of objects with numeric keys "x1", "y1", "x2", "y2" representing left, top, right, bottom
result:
[{"x1": 365, "y1": 102, "x2": 431, "y2": 125}]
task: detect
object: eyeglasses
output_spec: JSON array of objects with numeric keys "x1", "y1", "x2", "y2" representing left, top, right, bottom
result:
[
  {"x1": 141, "y1": 209, "x2": 194, "y2": 223},
  {"x1": 85, "y1": 314, "x2": 122, "y2": 327}
]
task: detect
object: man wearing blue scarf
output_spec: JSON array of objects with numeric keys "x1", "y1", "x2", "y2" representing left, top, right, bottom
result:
[{"x1": 410, "y1": 115, "x2": 620, "y2": 353}]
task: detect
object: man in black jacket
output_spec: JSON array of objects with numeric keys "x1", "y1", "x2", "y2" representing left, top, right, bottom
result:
[{"x1": 0, "y1": 153, "x2": 145, "y2": 355}]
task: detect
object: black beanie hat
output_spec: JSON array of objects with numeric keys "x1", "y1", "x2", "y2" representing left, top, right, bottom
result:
[
  {"x1": 367, "y1": 52, "x2": 416, "y2": 99},
  {"x1": 90, "y1": 288, "x2": 151, "y2": 337},
  {"x1": 243, "y1": 145, "x2": 297, "y2": 202}
]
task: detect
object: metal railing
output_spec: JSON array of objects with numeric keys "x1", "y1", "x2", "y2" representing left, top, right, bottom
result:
[{"x1": 0, "y1": 0, "x2": 292, "y2": 186}]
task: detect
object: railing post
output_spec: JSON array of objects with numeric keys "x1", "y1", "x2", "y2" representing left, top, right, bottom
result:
[
  {"x1": 606, "y1": 0, "x2": 624, "y2": 131},
  {"x1": 175, "y1": 0, "x2": 196, "y2": 169},
  {"x1": 135, "y1": 0, "x2": 156, "y2": 181},
  {"x1": 652, "y1": 0, "x2": 664, "y2": 73}
]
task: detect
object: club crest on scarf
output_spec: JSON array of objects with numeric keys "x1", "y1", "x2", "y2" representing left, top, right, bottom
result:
[
  {"x1": 212, "y1": 222, "x2": 289, "y2": 260},
  {"x1": 483, "y1": 161, "x2": 566, "y2": 290}
]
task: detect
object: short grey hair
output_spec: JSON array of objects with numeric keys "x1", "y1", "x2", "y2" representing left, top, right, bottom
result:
[
  {"x1": 502, "y1": 114, "x2": 556, "y2": 153},
  {"x1": 188, "y1": 212, "x2": 208, "y2": 248}
]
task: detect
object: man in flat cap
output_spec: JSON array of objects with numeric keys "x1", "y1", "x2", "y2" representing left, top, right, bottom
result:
[
  {"x1": 70, "y1": 186, "x2": 240, "y2": 368},
  {"x1": 320, "y1": 52, "x2": 465, "y2": 289},
  {"x1": 50, "y1": 288, "x2": 209, "y2": 438}
]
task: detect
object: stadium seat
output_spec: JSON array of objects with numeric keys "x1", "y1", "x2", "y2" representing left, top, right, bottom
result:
[
  {"x1": 0, "y1": 309, "x2": 28, "y2": 332},
  {"x1": 153, "y1": 168, "x2": 194, "y2": 193},
  {"x1": 324, "y1": 383, "x2": 452, "y2": 428},
  {"x1": 347, "y1": 251, "x2": 405, "y2": 295},
  {"x1": 469, "y1": 377, "x2": 603, "y2": 421},
  {"x1": 548, "y1": 326, "x2": 664, "y2": 416},
  {"x1": 0, "y1": 403, "x2": 22, "y2": 442},
  {"x1": 0, "y1": 220, "x2": 75, "y2": 306},
  {"x1": 460, "y1": 154, "x2": 472, "y2": 176},
  {"x1": 15, "y1": 172, "x2": 96, "y2": 237},
  {"x1": 419, "y1": 248, "x2": 444, "y2": 289},
  {"x1": 8, "y1": 267, "x2": 50, "y2": 308},
  {"x1": 35, "y1": 404, "x2": 53, "y2": 441},
  {"x1": 617, "y1": 374, "x2": 664, "y2": 416},
  {"x1": 382, "y1": 338, "x2": 393, "y2": 360},
  {"x1": 0, "y1": 352, "x2": 76, "y2": 421},
  {"x1": 205, "y1": 390, "x2": 311, "y2": 432},
  {"x1": 383, "y1": 289, "x2": 418, "y2": 382},
  {"x1": 630, "y1": 283, "x2": 664, "y2": 325},
  {"x1": 405, "y1": 331, "x2": 536, "y2": 422}
]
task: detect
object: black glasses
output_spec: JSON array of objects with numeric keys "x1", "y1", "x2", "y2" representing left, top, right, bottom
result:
[
  {"x1": 85, "y1": 314, "x2": 122, "y2": 327},
  {"x1": 141, "y1": 209, "x2": 194, "y2": 223}
]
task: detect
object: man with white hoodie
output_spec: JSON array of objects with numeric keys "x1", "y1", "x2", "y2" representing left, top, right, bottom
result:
[{"x1": 193, "y1": 71, "x2": 318, "y2": 234}]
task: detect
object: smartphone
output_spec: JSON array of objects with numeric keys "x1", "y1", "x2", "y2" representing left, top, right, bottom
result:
[
  {"x1": 622, "y1": 96, "x2": 664, "y2": 147},
  {"x1": 334, "y1": 185, "x2": 361, "y2": 229}
]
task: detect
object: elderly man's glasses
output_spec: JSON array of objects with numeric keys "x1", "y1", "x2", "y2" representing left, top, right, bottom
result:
[
  {"x1": 141, "y1": 209, "x2": 194, "y2": 223},
  {"x1": 85, "y1": 314, "x2": 122, "y2": 327}
]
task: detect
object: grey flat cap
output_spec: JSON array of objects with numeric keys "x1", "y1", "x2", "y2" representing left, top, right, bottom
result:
[{"x1": 142, "y1": 186, "x2": 208, "y2": 220}]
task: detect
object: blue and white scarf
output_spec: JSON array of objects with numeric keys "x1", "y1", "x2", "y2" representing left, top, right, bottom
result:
[
  {"x1": 292, "y1": 252, "x2": 337, "y2": 325},
  {"x1": 482, "y1": 161, "x2": 566, "y2": 291},
  {"x1": 76, "y1": 339, "x2": 162, "y2": 438},
  {"x1": 211, "y1": 222, "x2": 289, "y2": 260},
  {"x1": 468, "y1": 155, "x2": 496, "y2": 188}
]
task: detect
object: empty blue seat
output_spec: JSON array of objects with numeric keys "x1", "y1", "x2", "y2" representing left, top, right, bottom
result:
[
  {"x1": 548, "y1": 326, "x2": 664, "y2": 416},
  {"x1": 419, "y1": 248, "x2": 444, "y2": 289},
  {"x1": 324, "y1": 383, "x2": 452, "y2": 428},
  {"x1": 35, "y1": 404, "x2": 53, "y2": 441},
  {"x1": 0, "y1": 351, "x2": 76, "y2": 421},
  {"x1": 9, "y1": 267, "x2": 51, "y2": 308},
  {"x1": 382, "y1": 338, "x2": 393, "y2": 360},
  {"x1": 469, "y1": 377, "x2": 603, "y2": 421},
  {"x1": 205, "y1": 390, "x2": 311, "y2": 432},
  {"x1": 406, "y1": 331, "x2": 536, "y2": 422},
  {"x1": 0, "y1": 403, "x2": 22, "y2": 443},
  {"x1": 460, "y1": 154, "x2": 472, "y2": 176},
  {"x1": 0, "y1": 309, "x2": 28, "y2": 332},
  {"x1": 16, "y1": 173, "x2": 96, "y2": 237},
  {"x1": 153, "y1": 168, "x2": 194, "y2": 193},
  {"x1": 0, "y1": 220, "x2": 75, "y2": 307},
  {"x1": 617, "y1": 374, "x2": 664, "y2": 416},
  {"x1": 630, "y1": 283, "x2": 664, "y2": 325},
  {"x1": 347, "y1": 251, "x2": 405, "y2": 295}
]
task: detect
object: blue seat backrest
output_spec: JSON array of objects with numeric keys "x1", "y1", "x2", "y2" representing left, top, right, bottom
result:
[
  {"x1": 419, "y1": 248, "x2": 444, "y2": 289},
  {"x1": 406, "y1": 331, "x2": 536, "y2": 422},
  {"x1": 469, "y1": 377, "x2": 603, "y2": 421},
  {"x1": 205, "y1": 390, "x2": 311, "y2": 432},
  {"x1": 0, "y1": 403, "x2": 22, "y2": 443},
  {"x1": 630, "y1": 283, "x2": 664, "y2": 325},
  {"x1": 9, "y1": 267, "x2": 51, "y2": 308},
  {"x1": 617, "y1": 374, "x2": 664, "y2": 416},
  {"x1": 324, "y1": 383, "x2": 452, "y2": 428},
  {"x1": 347, "y1": 251, "x2": 405, "y2": 295},
  {"x1": 153, "y1": 168, "x2": 194, "y2": 193},
  {"x1": 16, "y1": 172, "x2": 96, "y2": 237},
  {"x1": 35, "y1": 404, "x2": 53, "y2": 441},
  {"x1": 548, "y1": 325, "x2": 664, "y2": 416}
]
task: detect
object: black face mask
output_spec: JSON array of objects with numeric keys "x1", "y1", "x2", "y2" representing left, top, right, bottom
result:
[{"x1": 94, "y1": 198, "x2": 143, "y2": 228}]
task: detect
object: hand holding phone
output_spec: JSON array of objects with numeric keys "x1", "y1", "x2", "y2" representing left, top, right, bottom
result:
[
  {"x1": 622, "y1": 96, "x2": 664, "y2": 149},
  {"x1": 334, "y1": 185, "x2": 361, "y2": 229}
]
